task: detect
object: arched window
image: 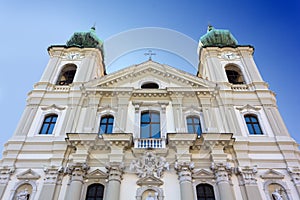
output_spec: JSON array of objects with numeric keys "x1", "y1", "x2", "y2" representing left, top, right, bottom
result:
[
  {"x1": 187, "y1": 116, "x2": 202, "y2": 136},
  {"x1": 39, "y1": 114, "x2": 58, "y2": 134},
  {"x1": 244, "y1": 114, "x2": 263, "y2": 135},
  {"x1": 196, "y1": 184, "x2": 215, "y2": 200},
  {"x1": 140, "y1": 111, "x2": 161, "y2": 138},
  {"x1": 141, "y1": 82, "x2": 159, "y2": 89},
  {"x1": 85, "y1": 183, "x2": 104, "y2": 200},
  {"x1": 225, "y1": 65, "x2": 245, "y2": 84},
  {"x1": 99, "y1": 115, "x2": 114, "y2": 134},
  {"x1": 56, "y1": 64, "x2": 77, "y2": 85}
]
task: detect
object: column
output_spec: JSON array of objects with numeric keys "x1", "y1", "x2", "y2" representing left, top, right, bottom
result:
[
  {"x1": 65, "y1": 163, "x2": 89, "y2": 200},
  {"x1": 104, "y1": 162, "x2": 124, "y2": 200},
  {"x1": 38, "y1": 166, "x2": 64, "y2": 200},
  {"x1": 288, "y1": 167, "x2": 300, "y2": 197},
  {"x1": 0, "y1": 167, "x2": 14, "y2": 199},
  {"x1": 211, "y1": 162, "x2": 236, "y2": 200},
  {"x1": 175, "y1": 162, "x2": 195, "y2": 200},
  {"x1": 237, "y1": 166, "x2": 263, "y2": 200}
]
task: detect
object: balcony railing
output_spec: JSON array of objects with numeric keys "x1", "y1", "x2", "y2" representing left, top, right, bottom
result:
[{"x1": 134, "y1": 138, "x2": 166, "y2": 148}]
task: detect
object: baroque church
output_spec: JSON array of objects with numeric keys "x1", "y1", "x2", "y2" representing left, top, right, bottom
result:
[{"x1": 0, "y1": 26, "x2": 299, "y2": 200}]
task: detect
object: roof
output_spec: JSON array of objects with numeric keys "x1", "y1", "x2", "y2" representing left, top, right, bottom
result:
[
  {"x1": 66, "y1": 26, "x2": 103, "y2": 50},
  {"x1": 200, "y1": 25, "x2": 238, "y2": 47}
]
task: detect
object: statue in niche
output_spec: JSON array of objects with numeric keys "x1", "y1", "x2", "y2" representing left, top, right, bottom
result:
[
  {"x1": 16, "y1": 188, "x2": 30, "y2": 200},
  {"x1": 145, "y1": 192, "x2": 158, "y2": 200},
  {"x1": 272, "y1": 189, "x2": 283, "y2": 200}
]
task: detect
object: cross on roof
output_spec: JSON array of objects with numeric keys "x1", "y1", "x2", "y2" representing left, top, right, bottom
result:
[{"x1": 144, "y1": 50, "x2": 156, "y2": 61}]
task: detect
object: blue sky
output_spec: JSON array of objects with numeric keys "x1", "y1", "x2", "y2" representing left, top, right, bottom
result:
[{"x1": 0, "y1": 1, "x2": 299, "y2": 154}]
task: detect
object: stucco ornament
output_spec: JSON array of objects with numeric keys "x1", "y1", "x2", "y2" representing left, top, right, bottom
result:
[{"x1": 130, "y1": 152, "x2": 169, "y2": 178}]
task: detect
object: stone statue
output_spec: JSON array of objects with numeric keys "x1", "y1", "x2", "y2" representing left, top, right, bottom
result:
[
  {"x1": 16, "y1": 188, "x2": 30, "y2": 200},
  {"x1": 272, "y1": 189, "x2": 283, "y2": 200},
  {"x1": 145, "y1": 192, "x2": 157, "y2": 200}
]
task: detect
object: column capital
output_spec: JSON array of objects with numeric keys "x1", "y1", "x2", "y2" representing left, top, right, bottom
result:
[
  {"x1": 175, "y1": 161, "x2": 194, "y2": 183},
  {"x1": 66, "y1": 162, "x2": 90, "y2": 182},
  {"x1": 43, "y1": 166, "x2": 64, "y2": 184},
  {"x1": 0, "y1": 166, "x2": 15, "y2": 185},
  {"x1": 236, "y1": 165, "x2": 258, "y2": 185},
  {"x1": 211, "y1": 162, "x2": 232, "y2": 184},
  {"x1": 288, "y1": 166, "x2": 300, "y2": 186},
  {"x1": 106, "y1": 162, "x2": 125, "y2": 183}
]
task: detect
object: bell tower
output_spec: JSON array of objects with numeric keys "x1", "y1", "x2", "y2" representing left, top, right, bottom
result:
[
  {"x1": 197, "y1": 25, "x2": 266, "y2": 90},
  {"x1": 37, "y1": 26, "x2": 105, "y2": 89}
]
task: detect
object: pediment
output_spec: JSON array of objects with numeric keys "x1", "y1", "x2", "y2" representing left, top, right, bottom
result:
[
  {"x1": 17, "y1": 169, "x2": 40, "y2": 180},
  {"x1": 86, "y1": 60, "x2": 214, "y2": 90},
  {"x1": 261, "y1": 169, "x2": 285, "y2": 179},
  {"x1": 192, "y1": 169, "x2": 215, "y2": 179},
  {"x1": 85, "y1": 169, "x2": 107, "y2": 179},
  {"x1": 136, "y1": 175, "x2": 164, "y2": 186}
]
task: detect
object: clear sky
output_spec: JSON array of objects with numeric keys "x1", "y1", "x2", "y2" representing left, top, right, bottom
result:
[{"x1": 0, "y1": 0, "x2": 299, "y2": 155}]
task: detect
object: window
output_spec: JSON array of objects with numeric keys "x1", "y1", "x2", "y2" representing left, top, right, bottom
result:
[
  {"x1": 99, "y1": 115, "x2": 114, "y2": 134},
  {"x1": 85, "y1": 184, "x2": 104, "y2": 200},
  {"x1": 187, "y1": 116, "x2": 202, "y2": 136},
  {"x1": 141, "y1": 82, "x2": 159, "y2": 89},
  {"x1": 225, "y1": 65, "x2": 245, "y2": 84},
  {"x1": 244, "y1": 114, "x2": 263, "y2": 135},
  {"x1": 39, "y1": 114, "x2": 58, "y2": 134},
  {"x1": 56, "y1": 64, "x2": 77, "y2": 85},
  {"x1": 140, "y1": 111, "x2": 161, "y2": 138},
  {"x1": 196, "y1": 184, "x2": 215, "y2": 200}
]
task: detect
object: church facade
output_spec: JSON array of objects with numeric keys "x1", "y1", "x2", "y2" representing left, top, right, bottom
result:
[{"x1": 0, "y1": 26, "x2": 299, "y2": 200}]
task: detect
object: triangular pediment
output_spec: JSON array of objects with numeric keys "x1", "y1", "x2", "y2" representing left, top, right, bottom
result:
[
  {"x1": 85, "y1": 169, "x2": 107, "y2": 179},
  {"x1": 261, "y1": 169, "x2": 285, "y2": 179},
  {"x1": 17, "y1": 169, "x2": 40, "y2": 180},
  {"x1": 136, "y1": 175, "x2": 164, "y2": 186},
  {"x1": 192, "y1": 169, "x2": 215, "y2": 179},
  {"x1": 86, "y1": 60, "x2": 214, "y2": 90}
]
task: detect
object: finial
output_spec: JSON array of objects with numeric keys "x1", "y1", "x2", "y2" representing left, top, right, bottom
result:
[
  {"x1": 144, "y1": 50, "x2": 156, "y2": 61},
  {"x1": 207, "y1": 24, "x2": 214, "y2": 32},
  {"x1": 91, "y1": 23, "x2": 96, "y2": 31}
]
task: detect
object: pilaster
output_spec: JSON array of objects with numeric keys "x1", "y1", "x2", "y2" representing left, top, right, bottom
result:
[
  {"x1": 0, "y1": 167, "x2": 14, "y2": 199},
  {"x1": 236, "y1": 166, "x2": 263, "y2": 200},
  {"x1": 288, "y1": 167, "x2": 300, "y2": 197},
  {"x1": 65, "y1": 163, "x2": 90, "y2": 200},
  {"x1": 174, "y1": 161, "x2": 195, "y2": 200},
  {"x1": 211, "y1": 162, "x2": 236, "y2": 200},
  {"x1": 104, "y1": 162, "x2": 124, "y2": 200},
  {"x1": 38, "y1": 166, "x2": 64, "y2": 200}
]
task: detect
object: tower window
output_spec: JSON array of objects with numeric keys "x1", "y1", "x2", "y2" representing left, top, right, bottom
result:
[
  {"x1": 225, "y1": 65, "x2": 245, "y2": 84},
  {"x1": 196, "y1": 184, "x2": 215, "y2": 200},
  {"x1": 85, "y1": 184, "x2": 104, "y2": 200},
  {"x1": 187, "y1": 116, "x2": 202, "y2": 136},
  {"x1": 140, "y1": 111, "x2": 161, "y2": 138},
  {"x1": 141, "y1": 82, "x2": 159, "y2": 89},
  {"x1": 99, "y1": 115, "x2": 114, "y2": 134},
  {"x1": 244, "y1": 114, "x2": 263, "y2": 135},
  {"x1": 39, "y1": 114, "x2": 58, "y2": 134},
  {"x1": 56, "y1": 64, "x2": 77, "y2": 85}
]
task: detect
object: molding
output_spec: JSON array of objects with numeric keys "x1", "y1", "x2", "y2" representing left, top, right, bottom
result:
[
  {"x1": 192, "y1": 169, "x2": 215, "y2": 180},
  {"x1": 41, "y1": 104, "x2": 66, "y2": 111},
  {"x1": 136, "y1": 175, "x2": 164, "y2": 186},
  {"x1": 261, "y1": 169, "x2": 285, "y2": 180},
  {"x1": 16, "y1": 169, "x2": 40, "y2": 180},
  {"x1": 85, "y1": 169, "x2": 108, "y2": 179},
  {"x1": 236, "y1": 104, "x2": 261, "y2": 111}
]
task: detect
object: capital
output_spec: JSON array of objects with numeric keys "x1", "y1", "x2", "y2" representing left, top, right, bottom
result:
[
  {"x1": 175, "y1": 161, "x2": 194, "y2": 182},
  {"x1": 106, "y1": 162, "x2": 125, "y2": 182}
]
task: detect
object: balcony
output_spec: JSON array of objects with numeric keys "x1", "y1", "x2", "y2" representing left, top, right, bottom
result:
[{"x1": 134, "y1": 138, "x2": 166, "y2": 148}]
